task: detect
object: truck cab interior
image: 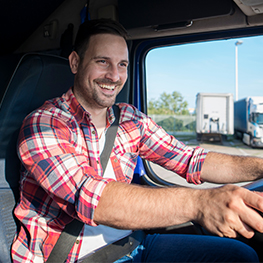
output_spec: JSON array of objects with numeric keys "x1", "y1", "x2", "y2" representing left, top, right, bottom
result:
[{"x1": 1, "y1": 0, "x2": 263, "y2": 262}]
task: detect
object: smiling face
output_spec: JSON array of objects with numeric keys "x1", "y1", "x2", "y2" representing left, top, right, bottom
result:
[{"x1": 69, "y1": 33, "x2": 129, "y2": 112}]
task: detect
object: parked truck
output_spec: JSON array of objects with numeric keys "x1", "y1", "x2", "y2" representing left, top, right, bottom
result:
[
  {"x1": 234, "y1": 97, "x2": 263, "y2": 147},
  {"x1": 196, "y1": 93, "x2": 234, "y2": 141}
]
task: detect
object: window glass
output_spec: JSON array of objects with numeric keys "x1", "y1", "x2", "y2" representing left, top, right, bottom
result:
[{"x1": 145, "y1": 35, "x2": 263, "y2": 188}]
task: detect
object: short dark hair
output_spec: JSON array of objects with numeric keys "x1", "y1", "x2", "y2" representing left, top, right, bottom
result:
[{"x1": 74, "y1": 19, "x2": 128, "y2": 60}]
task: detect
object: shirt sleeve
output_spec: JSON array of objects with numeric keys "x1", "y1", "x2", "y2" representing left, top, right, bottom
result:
[
  {"x1": 18, "y1": 109, "x2": 114, "y2": 226},
  {"x1": 138, "y1": 114, "x2": 208, "y2": 184}
]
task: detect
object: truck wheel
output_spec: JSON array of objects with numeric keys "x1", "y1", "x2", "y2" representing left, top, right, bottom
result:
[
  {"x1": 222, "y1": 135, "x2": 227, "y2": 141},
  {"x1": 196, "y1": 133, "x2": 202, "y2": 141},
  {"x1": 250, "y1": 137, "x2": 255, "y2": 148},
  {"x1": 234, "y1": 130, "x2": 242, "y2": 140}
]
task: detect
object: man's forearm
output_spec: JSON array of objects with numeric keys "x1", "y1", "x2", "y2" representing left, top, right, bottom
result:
[
  {"x1": 200, "y1": 152, "x2": 263, "y2": 184},
  {"x1": 94, "y1": 181, "x2": 199, "y2": 230}
]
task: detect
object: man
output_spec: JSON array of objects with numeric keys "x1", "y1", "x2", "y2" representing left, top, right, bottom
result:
[{"x1": 11, "y1": 19, "x2": 263, "y2": 262}]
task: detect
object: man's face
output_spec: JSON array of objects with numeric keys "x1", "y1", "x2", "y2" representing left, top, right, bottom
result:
[{"x1": 70, "y1": 33, "x2": 129, "y2": 111}]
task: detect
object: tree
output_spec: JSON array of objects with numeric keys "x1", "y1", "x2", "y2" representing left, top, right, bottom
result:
[
  {"x1": 157, "y1": 116, "x2": 184, "y2": 131},
  {"x1": 148, "y1": 91, "x2": 189, "y2": 115}
]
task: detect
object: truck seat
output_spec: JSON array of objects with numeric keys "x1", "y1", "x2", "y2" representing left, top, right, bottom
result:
[{"x1": 0, "y1": 53, "x2": 74, "y2": 263}]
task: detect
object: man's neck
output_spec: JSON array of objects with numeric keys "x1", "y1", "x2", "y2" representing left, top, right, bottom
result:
[
  {"x1": 72, "y1": 88, "x2": 109, "y2": 137},
  {"x1": 88, "y1": 107, "x2": 108, "y2": 138}
]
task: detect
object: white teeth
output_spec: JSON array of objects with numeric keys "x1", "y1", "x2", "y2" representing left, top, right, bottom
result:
[{"x1": 99, "y1": 84, "x2": 115, "y2": 90}]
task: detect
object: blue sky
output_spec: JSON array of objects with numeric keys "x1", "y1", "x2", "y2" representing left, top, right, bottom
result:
[{"x1": 146, "y1": 35, "x2": 263, "y2": 109}]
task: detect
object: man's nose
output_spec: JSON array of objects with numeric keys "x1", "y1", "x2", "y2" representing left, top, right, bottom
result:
[{"x1": 105, "y1": 65, "x2": 120, "y2": 82}]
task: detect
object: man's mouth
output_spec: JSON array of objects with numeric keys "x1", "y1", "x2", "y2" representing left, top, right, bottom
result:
[{"x1": 98, "y1": 83, "x2": 116, "y2": 91}]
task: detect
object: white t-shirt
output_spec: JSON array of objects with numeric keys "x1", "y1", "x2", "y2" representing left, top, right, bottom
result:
[{"x1": 78, "y1": 131, "x2": 132, "y2": 260}]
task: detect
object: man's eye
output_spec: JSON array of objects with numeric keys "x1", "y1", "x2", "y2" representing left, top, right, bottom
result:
[
  {"x1": 120, "y1": 62, "x2": 128, "y2": 68},
  {"x1": 96, "y1": 59, "x2": 108, "y2": 65}
]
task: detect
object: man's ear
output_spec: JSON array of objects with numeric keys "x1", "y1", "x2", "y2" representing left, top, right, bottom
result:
[{"x1": 68, "y1": 51, "x2": 80, "y2": 74}]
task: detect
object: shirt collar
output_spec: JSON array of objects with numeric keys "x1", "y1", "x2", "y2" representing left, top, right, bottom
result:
[{"x1": 62, "y1": 88, "x2": 116, "y2": 126}]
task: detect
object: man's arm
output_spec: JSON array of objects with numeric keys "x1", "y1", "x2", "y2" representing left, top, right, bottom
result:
[
  {"x1": 94, "y1": 152, "x2": 263, "y2": 239},
  {"x1": 94, "y1": 181, "x2": 263, "y2": 239},
  {"x1": 201, "y1": 151, "x2": 263, "y2": 183},
  {"x1": 94, "y1": 181, "x2": 200, "y2": 229}
]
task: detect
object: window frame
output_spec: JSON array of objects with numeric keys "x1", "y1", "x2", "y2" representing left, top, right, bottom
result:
[{"x1": 129, "y1": 25, "x2": 263, "y2": 186}]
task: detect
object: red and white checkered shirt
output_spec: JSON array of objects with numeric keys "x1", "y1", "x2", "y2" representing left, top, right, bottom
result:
[{"x1": 11, "y1": 88, "x2": 208, "y2": 263}]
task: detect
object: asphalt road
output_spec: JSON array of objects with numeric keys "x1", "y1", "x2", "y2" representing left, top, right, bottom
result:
[{"x1": 150, "y1": 136, "x2": 263, "y2": 189}]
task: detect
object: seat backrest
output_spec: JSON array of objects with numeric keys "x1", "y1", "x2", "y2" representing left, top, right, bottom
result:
[
  {"x1": 0, "y1": 53, "x2": 74, "y2": 263},
  {"x1": 0, "y1": 54, "x2": 22, "y2": 103}
]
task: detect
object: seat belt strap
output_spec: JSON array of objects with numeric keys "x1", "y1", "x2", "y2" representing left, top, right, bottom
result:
[
  {"x1": 46, "y1": 105, "x2": 120, "y2": 263},
  {"x1": 80, "y1": 230, "x2": 145, "y2": 263},
  {"x1": 100, "y1": 105, "x2": 120, "y2": 170}
]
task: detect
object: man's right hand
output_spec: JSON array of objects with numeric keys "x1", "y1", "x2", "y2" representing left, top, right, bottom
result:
[{"x1": 195, "y1": 184, "x2": 263, "y2": 239}]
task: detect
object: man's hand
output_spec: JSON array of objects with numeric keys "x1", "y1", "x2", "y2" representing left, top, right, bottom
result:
[{"x1": 195, "y1": 184, "x2": 263, "y2": 239}]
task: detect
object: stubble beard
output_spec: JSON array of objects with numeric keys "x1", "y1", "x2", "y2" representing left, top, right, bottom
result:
[
  {"x1": 74, "y1": 79, "x2": 120, "y2": 110},
  {"x1": 91, "y1": 78, "x2": 123, "y2": 108},
  {"x1": 92, "y1": 87, "x2": 117, "y2": 108},
  {"x1": 73, "y1": 62, "x2": 124, "y2": 109}
]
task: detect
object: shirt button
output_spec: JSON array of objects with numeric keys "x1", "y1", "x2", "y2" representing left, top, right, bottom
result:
[
  {"x1": 92, "y1": 130, "x2": 96, "y2": 134},
  {"x1": 76, "y1": 240, "x2": 80, "y2": 244},
  {"x1": 114, "y1": 158, "x2": 118, "y2": 163},
  {"x1": 97, "y1": 160, "x2": 99, "y2": 164}
]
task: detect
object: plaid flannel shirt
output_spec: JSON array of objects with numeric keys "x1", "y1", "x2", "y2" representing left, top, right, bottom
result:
[{"x1": 11, "y1": 88, "x2": 208, "y2": 263}]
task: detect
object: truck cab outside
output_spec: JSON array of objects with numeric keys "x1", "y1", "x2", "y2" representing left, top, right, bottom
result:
[{"x1": 234, "y1": 97, "x2": 263, "y2": 147}]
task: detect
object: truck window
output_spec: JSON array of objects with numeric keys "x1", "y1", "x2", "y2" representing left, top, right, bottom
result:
[
  {"x1": 145, "y1": 35, "x2": 263, "y2": 188},
  {"x1": 257, "y1": 114, "x2": 263, "y2": 125}
]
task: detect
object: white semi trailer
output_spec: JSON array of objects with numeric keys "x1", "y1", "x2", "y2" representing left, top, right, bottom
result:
[
  {"x1": 234, "y1": 97, "x2": 263, "y2": 147},
  {"x1": 196, "y1": 93, "x2": 234, "y2": 141}
]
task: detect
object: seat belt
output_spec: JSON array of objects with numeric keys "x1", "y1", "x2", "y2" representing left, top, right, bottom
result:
[
  {"x1": 80, "y1": 230, "x2": 145, "y2": 263},
  {"x1": 46, "y1": 104, "x2": 122, "y2": 263}
]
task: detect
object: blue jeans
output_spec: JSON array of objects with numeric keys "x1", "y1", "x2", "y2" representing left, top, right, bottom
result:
[{"x1": 114, "y1": 234, "x2": 259, "y2": 262}]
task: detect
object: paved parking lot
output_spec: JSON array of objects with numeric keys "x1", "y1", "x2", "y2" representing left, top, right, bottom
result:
[{"x1": 150, "y1": 136, "x2": 263, "y2": 189}]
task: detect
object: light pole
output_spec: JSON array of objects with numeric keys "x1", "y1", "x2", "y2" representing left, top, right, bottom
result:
[{"x1": 235, "y1": 40, "x2": 243, "y2": 101}]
